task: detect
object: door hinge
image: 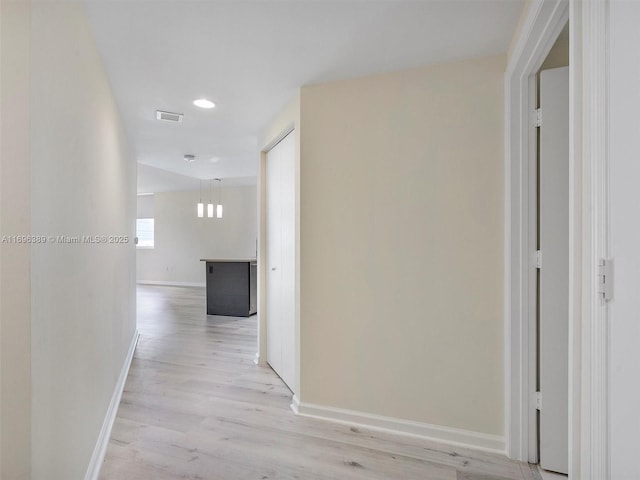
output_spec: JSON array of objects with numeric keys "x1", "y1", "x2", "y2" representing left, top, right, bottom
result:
[
  {"x1": 535, "y1": 250, "x2": 542, "y2": 269},
  {"x1": 534, "y1": 391, "x2": 542, "y2": 411},
  {"x1": 532, "y1": 108, "x2": 542, "y2": 128},
  {"x1": 598, "y1": 258, "x2": 614, "y2": 302}
]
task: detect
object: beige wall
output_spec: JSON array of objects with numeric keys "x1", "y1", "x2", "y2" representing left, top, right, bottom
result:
[
  {"x1": 136, "y1": 187, "x2": 257, "y2": 285},
  {"x1": 298, "y1": 55, "x2": 505, "y2": 436},
  {"x1": 0, "y1": 1, "x2": 32, "y2": 478},
  {"x1": 28, "y1": 3, "x2": 137, "y2": 479}
]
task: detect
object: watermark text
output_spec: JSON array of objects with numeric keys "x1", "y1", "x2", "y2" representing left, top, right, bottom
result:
[{"x1": 1, "y1": 235, "x2": 130, "y2": 245}]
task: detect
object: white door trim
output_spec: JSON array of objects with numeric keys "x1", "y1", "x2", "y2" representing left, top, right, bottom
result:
[
  {"x1": 577, "y1": 0, "x2": 610, "y2": 478},
  {"x1": 567, "y1": 1, "x2": 583, "y2": 476},
  {"x1": 504, "y1": 0, "x2": 569, "y2": 462}
]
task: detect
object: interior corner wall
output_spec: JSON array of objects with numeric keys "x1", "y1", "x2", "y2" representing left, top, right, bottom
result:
[
  {"x1": 298, "y1": 55, "x2": 505, "y2": 437},
  {"x1": 136, "y1": 187, "x2": 257, "y2": 286},
  {"x1": 29, "y1": 3, "x2": 137, "y2": 479},
  {"x1": 0, "y1": 1, "x2": 32, "y2": 478}
]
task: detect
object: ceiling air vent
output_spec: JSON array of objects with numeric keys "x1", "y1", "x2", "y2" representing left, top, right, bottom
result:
[{"x1": 156, "y1": 110, "x2": 183, "y2": 123}]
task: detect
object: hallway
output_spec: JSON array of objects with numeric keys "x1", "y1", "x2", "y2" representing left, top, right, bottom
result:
[{"x1": 100, "y1": 286, "x2": 538, "y2": 480}]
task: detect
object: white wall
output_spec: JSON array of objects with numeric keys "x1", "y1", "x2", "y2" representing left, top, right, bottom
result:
[
  {"x1": 296, "y1": 55, "x2": 505, "y2": 439},
  {"x1": 137, "y1": 193, "x2": 155, "y2": 218},
  {"x1": 136, "y1": 187, "x2": 257, "y2": 285},
  {"x1": 28, "y1": 3, "x2": 137, "y2": 479},
  {"x1": 609, "y1": 2, "x2": 640, "y2": 478}
]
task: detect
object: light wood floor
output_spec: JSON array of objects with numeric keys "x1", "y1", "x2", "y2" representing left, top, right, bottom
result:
[{"x1": 100, "y1": 285, "x2": 540, "y2": 480}]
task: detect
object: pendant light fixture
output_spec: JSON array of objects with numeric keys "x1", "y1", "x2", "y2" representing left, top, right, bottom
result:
[
  {"x1": 215, "y1": 178, "x2": 223, "y2": 218},
  {"x1": 197, "y1": 180, "x2": 204, "y2": 218},
  {"x1": 207, "y1": 179, "x2": 214, "y2": 218}
]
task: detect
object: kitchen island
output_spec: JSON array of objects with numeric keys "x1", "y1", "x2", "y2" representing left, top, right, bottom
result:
[{"x1": 200, "y1": 259, "x2": 257, "y2": 317}]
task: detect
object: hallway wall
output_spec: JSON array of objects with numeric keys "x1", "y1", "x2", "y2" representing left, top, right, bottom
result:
[
  {"x1": 29, "y1": 3, "x2": 137, "y2": 479},
  {"x1": 0, "y1": 1, "x2": 32, "y2": 478},
  {"x1": 296, "y1": 55, "x2": 505, "y2": 441}
]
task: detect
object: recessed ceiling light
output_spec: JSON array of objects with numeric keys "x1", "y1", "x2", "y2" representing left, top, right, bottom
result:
[
  {"x1": 193, "y1": 98, "x2": 215, "y2": 109},
  {"x1": 184, "y1": 154, "x2": 196, "y2": 163}
]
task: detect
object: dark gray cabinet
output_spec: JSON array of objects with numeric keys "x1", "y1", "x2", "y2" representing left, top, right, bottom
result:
[{"x1": 203, "y1": 260, "x2": 257, "y2": 317}]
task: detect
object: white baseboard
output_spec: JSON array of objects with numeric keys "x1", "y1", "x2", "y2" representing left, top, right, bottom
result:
[
  {"x1": 84, "y1": 330, "x2": 140, "y2": 480},
  {"x1": 137, "y1": 280, "x2": 205, "y2": 288},
  {"x1": 291, "y1": 394, "x2": 301, "y2": 414},
  {"x1": 292, "y1": 399, "x2": 505, "y2": 455}
]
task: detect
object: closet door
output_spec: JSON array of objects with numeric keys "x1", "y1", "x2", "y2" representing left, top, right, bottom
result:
[
  {"x1": 538, "y1": 66, "x2": 569, "y2": 474},
  {"x1": 265, "y1": 131, "x2": 295, "y2": 391}
]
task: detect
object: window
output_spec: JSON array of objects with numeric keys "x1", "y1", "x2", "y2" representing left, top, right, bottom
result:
[{"x1": 136, "y1": 218, "x2": 154, "y2": 248}]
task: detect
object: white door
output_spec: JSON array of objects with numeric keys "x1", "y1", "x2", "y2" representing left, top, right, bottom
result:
[
  {"x1": 538, "y1": 66, "x2": 569, "y2": 474},
  {"x1": 266, "y1": 141, "x2": 283, "y2": 378},
  {"x1": 265, "y1": 131, "x2": 296, "y2": 391}
]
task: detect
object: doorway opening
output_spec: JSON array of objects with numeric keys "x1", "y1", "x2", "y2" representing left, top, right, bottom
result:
[{"x1": 504, "y1": 0, "x2": 572, "y2": 466}]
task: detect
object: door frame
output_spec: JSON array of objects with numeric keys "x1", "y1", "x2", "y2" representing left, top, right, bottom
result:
[
  {"x1": 257, "y1": 122, "x2": 301, "y2": 399},
  {"x1": 504, "y1": 0, "x2": 610, "y2": 477},
  {"x1": 576, "y1": 0, "x2": 610, "y2": 477},
  {"x1": 504, "y1": 0, "x2": 569, "y2": 463}
]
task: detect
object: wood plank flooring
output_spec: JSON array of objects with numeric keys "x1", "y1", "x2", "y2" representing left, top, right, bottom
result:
[{"x1": 100, "y1": 285, "x2": 540, "y2": 480}]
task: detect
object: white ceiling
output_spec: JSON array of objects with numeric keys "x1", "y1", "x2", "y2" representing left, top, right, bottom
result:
[
  {"x1": 137, "y1": 163, "x2": 255, "y2": 195},
  {"x1": 84, "y1": 0, "x2": 524, "y2": 193}
]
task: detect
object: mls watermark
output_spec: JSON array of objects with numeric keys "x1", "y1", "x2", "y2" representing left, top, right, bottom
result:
[{"x1": 1, "y1": 235, "x2": 130, "y2": 245}]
